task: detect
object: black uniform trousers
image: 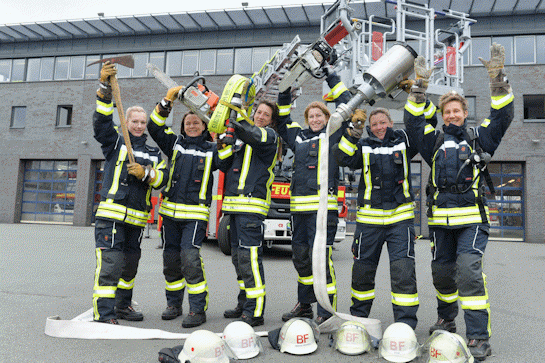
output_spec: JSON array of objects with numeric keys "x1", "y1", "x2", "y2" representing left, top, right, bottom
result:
[
  {"x1": 229, "y1": 213, "x2": 266, "y2": 318},
  {"x1": 350, "y1": 221, "x2": 419, "y2": 329},
  {"x1": 93, "y1": 218, "x2": 143, "y2": 321},
  {"x1": 291, "y1": 211, "x2": 338, "y2": 318},
  {"x1": 161, "y1": 217, "x2": 208, "y2": 313},
  {"x1": 430, "y1": 225, "x2": 491, "y2": 339}
]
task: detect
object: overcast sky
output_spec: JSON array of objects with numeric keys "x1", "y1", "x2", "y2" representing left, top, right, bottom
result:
[{"x1": 0, "y1": 0, "x2": 339, "y2": 25}]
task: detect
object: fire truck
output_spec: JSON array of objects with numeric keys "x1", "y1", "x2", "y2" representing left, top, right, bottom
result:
[{"x1": 206, "y1": 149, "x2": 348, "y2": 255}]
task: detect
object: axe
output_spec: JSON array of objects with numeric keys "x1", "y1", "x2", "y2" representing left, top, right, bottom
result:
[{"x1": 88, "y1": 55, "x2": 136, "y2": 163}]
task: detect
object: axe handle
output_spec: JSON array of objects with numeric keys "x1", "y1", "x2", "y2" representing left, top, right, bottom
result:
[{"x1": 110, "y1": 77, "x2": 135, "y2": 164}]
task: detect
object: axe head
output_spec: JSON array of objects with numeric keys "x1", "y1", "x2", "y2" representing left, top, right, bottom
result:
[{"x1": 87, "y1": 55, "x2": 134, "y2": 68}]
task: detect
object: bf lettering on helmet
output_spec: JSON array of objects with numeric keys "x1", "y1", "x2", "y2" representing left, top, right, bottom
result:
[
  {"x1": 430, "y1": 347, "x2": 443, "y2": 358},
  {"x1": 345, "y1": 332, "x2": 360, "y2": 342},
  {"x1": 390, "y1": 340, "x2": 406, "y2": 350},
  {"x1": 215, "y1": 344, "x2": 225, "y2": 357},
  {"x1": 241, "y1": 336, "x2": 254, "y2": 348},
  {"x1": 297, "y1": 333, "x2": 309, "y2": 344}
]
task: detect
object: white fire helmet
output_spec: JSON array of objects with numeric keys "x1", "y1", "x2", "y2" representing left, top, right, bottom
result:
[
  {"x1": 222, "y1": 321, "x2": 263, "y2": 359},
  {"x1": 378, "y1": 322, "x2": 420, "y2": 362},
  {"x1": 268, "y1": 318, "x2": 320, "y2": 355},
  {"x1": 334, "y1": 320, "x2": 372, "y2": 355},
  {"x1": 422, "y1": 330, "x2": 474, "y2": 363},
  {"x1": 178, "y1": 329, "x2": 236, "y2": 363}
]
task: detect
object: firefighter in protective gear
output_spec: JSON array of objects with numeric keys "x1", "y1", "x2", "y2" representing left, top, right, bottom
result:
[
  {"x1": 422, "y1": 331, "x2": 474, "y2": 363},
  {"x1": 268, "y1": 318, "x2": 320, "y2": 355},
  {"x1": 334, "y1": 320, "x2": 371, "y2": 355},
  {"x1": 334, "y1": 103, "x2": 436, "y2": 329},
  {"x1": 147, "y1": 87, "x2": 232, "y2": 328},
  {"x1": 221, "y1": 99, "x2": 280, "y2": 327},
  {"x1": 378, "y1": 322, "x2": 420, "y2": 362},
  {"x1": 177, "y1": 329, "x2": 236, "y2": 363},
  {"x1": 222, "y1": 321, "x2": 263, "y2": 359},
  {"x1": 276, "y1": 69, "x2": 351, "y2": 324},
  {"x1": 92, "y1": 62, "x2": 166, "y2": 324},
  {"x1": 404, "y1": 45, "x2": 514, "y2": 361}
]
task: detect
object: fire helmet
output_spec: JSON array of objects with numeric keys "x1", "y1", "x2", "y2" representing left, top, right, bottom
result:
[
  {"x1": 268, "y1": 318, "x2": 320, "y2": 355},
  {"x1": 422, "y1": 330, "x2": 474, "y2": 363},
  {"x1": 378, "y1": 322, "x2": 420, "y2": 362},
  {"x1": 222, "y1": 321, "x2": 263, "y2": 359},
  {"x1": 178, "y1": 329, "x2": 235, "y2": 363},
  {"x1": 334, "y1": 320, "x2": 371, "y2": 355}
]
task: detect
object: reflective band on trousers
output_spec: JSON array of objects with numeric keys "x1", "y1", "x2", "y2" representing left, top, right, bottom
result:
[
  {"x1": 166, "y1": 279, "x2": 186, "y2": 291},
  {"x1": 351, "y1": 288, "x2": 375, "y2": 301},
  {"x1": 356, "y1": 203, "x2": 414, "y2": 225},
  {"x1": 222, "y1": 196, "x2": 270, "y2": 216},
  {"x1": 159, "y1": 201, "x2": 210, "y2": 221},
  {"x1": 117, "y1": 278, "x2": 135, "y2": 290},
  {"x1": 428, "y1": 205, "x2": 489, "y2": 226},
  {"x1": 391, "y1": 292, "x2": 419, "y2": 306},
  {"x1": 436, "y1": 289, "x2": 459, "y2": 303},
  {"x1": 95, "y1": 201, "x2": 149, "y2": 227}
]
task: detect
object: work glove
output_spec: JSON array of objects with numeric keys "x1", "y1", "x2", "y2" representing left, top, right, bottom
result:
[
  {"x1": 479, "y1": 42, "x2": 511, "y2": 97},
  {"x1": 216, "y1": 135, "x2": 231, "y2": 150},
  {"x1": 97, "y1": 61, "x2": 117, "y2": 99},
  {"x1": 166, "y1": 85, "x2": 184, "y2": 102},
  {"x1": 346, "y1": 109, "x2": 366, "y2": 139},
  {"x1": 127, "y1": 162, "x2": 146, "y2": 181},
  {"x1": 406, "y1": 56, "x2": 433, "y2": 104}
]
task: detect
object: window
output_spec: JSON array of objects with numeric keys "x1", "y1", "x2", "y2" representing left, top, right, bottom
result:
[
  {"x1": 492, "y1": 36, "x2": 513, "y2": 65},
  {"x1": 56, "y1": 105, "x2": 73, "y2": 127},
  {"x1": 54, "y1": 57, "x2": 70, "y2": 80},
  {"x1": 149, "y1": 52, "x2": 165, "y2": 72},
  {"x1": 11, "y1": 59, "x2": 25, "y2": 82},
  {"x1": 40, "y1": 57, "x2": 54, "y2": 81},
  {"x1": 166, "y1": 51, "x2": 182, "y2": 76},
  {"x1": 69, "y1": 56, "x2": 85, "y2": 79},
  {"x1": 0, "y1": 59, "x2": 10, "y2": 82},
  {"x1": 132, "y1": 53, "x2": 149, "y2": 77},
  {"x1": 199, "y1": 50, "x2": 216, "y2": 75},
  {"x1": 515, "y1": 36, "x2": 535, "y2": 64},
  {"x1": 471, "y1": 38, "x2": 490, "y2": 66},
  {"x1": 85, "y1": 55, "x2": 100, "y2": 80},
  {"x1": 252, "y1": 48, "x2": 270, "y2": 73},
  {"x1": 466, "y1": 96, "x2": 477, "y2": 121},
  {"x1": 235, "y1": 48, "x2": 252, "y2": 74},
  {"x1": 523, "y1": 95, "x2": 545, "y2": 121},
  {"x1": 10, "y1": 106, "x2": 26, "y2": 128},
  {"x1": 537, "y1": 36, "x2": 545, "y2": 64},
  {"x1": 182, "y1": 51, "x2": 199, "y2": 76},
  {"x1": 216, "y1": 49, "x2": 234, "y2": 75},
  {"x1": 26, "y1": 58, "x2": 41, "y2": 81}
]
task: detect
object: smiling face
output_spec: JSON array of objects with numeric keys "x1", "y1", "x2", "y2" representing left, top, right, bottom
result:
[
  {"x1": 442, "y1": 100, "x2": 468, "y2": 127},
  {"x1": 369, "y1": 112, "x2": 393, "y2": 140},
  {"x1": 127, "y1": 111, "x2": 147, "y2": 137},
  {"x1": 307, "y1": 107, "x2": 328, "y2": 132},
  {"x1": 253, "y1": 103, "x2": 273, "y2": 128},
  {"x1": 183, "y1": 114, "x2": 206, "y2": 137}
]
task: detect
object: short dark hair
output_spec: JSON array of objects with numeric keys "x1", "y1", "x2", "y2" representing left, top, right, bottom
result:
[
  {"x1": 254, "y1": 99, "x2": 279, "y2": 131},
  {"x1": 368, "y1": 108, "x2": 392, "y2": 123}
]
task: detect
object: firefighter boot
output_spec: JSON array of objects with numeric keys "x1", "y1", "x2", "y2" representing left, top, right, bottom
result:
[
  {"x1": 115, "y1": 305, "x2": 144, "y2": 321},
  {"x1": 239, "y1": 314, "x2": 264, "y2": 327},
  {"x1": 468, "y1": 339, "x2": 492, "y2": 361},
  {"x1": 182, "y1": 311, "x2": 206, "y2": 328},
  {"x1": 161, "y1": 305, "x2": 183, "y2": 320},
  {"x1": 429, "y1": 318, "x2": 456, "y2": 334},
  {"x1": 282, "y1": 302, "x2": 313, "y2": 322},
  {"x1": 224, "y1": 303, "x2": 244, "y2": 319}
]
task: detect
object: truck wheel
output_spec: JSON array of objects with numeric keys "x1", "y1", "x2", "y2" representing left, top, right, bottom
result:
[{"x1": 218, "y1": 215, "x2": 231, "y2": 256}]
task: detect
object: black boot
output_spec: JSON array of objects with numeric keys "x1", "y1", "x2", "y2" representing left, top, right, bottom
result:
[
  {"x1": 224, "y1": 303, "x2": 244, "y2": 319},
  {"x1": 282, "y1": 302, "x2": 313, "y2": 322},
  {"x1": 239, "y1": 314, "x2": 264, "y2": 327},
  {"x1": 182, "y1": 311, "x2": 206, "y2": 328},
  {"x1": 115, "y1": 306, "x2": 144, "y2": 321},
  {"x1": 468, "y1": 339, "x2": 492, "y2": 361},
  {"x1": 429, "y1": 318, "x2": 456, "y2": 334},
  {"x1": 161, "y1": 305, "x2": 183, "y2": 320}
]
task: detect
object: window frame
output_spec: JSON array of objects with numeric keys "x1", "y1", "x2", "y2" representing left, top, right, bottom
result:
[
  {"x1": 56, "y1": 105, "x2": 73, "y2": 128},
  {"x1": 10, "y1": 106, "x2": 26, "y2": 129}
]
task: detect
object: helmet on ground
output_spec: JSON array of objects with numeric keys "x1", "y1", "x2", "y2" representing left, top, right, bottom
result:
[
  {"x1": 334, "y1": 320, "x2": 371, "y2": 355},
  {"x1": 178, "y1": 329, "x2": 235, "y2": 363},
  {"x1": 422, "y1": 330, "x2": 474, "y2": 363},
  {"x1": 222, "y1": 321, "x2": 263, "y2": 359},
  {"x1": 378, "y1": 322, "x2": 420, "y2": 362},
  {"x1": 268, "y1": 318, "x2": 319, "y2": 355}
]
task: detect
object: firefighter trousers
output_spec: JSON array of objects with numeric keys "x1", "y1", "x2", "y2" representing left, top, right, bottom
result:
[
  {"x1": 430, "y1": 225, "x2": 491, "y2": 339},
  {"x1": 228, "y1": 213, "x2": 266, "y2": 318},
  {"x1": 291, "y1": 212, "x2": 338, "y2": 318},
  {"x1": 93, "y1": 218, "x2": 143, "y2": 321},
  {"x1": 350, "y1": 221, "x2": 419, "y2": 329},
  {"x1": 161, "y1": 217, "x2": 209, "y2": 313}
]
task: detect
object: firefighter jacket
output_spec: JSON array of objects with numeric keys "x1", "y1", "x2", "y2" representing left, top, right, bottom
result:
[
  {"x1": 404, "y1": 90, "x2": 514, "y2": 228},
  {"x1": 221, "y1": 120, "x2": 279, "y2": 216},
  {"x1": 93, "y1": 96, "x2": 166, "y2": 227},
  {"x1": 148, "y1": 107, "x2": 233, "y2": 222},
  {"x1": 335, "y1": 125, "x2": 419, "y2": 226},
  {"x1": 276, "y1": 73, "x2": 350, "y2": 214}
]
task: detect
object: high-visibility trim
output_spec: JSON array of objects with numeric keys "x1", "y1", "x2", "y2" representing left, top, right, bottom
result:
[
  {"x1": 150, "y1": 108, "x2": 167, "y2": 127},
  {"x1": 132, "y1": 150, "x2": 159, "y2": 163},
  {"x1": 187, "y1": 280, "x2": 208, "y2": 295},
  {"x1": 351, "y1": 288, "x2": 375, "y2": 301},
  {"x1": 391, "y1": 292, "x2": 419, "y2": 306},
  {"x1": 165, "y1": 149, "x2": 178, "y2": 193},
  {"x1": 106, "y1": 146, "x2": 128, "y2": 200},
  {"x1": 117, "y1": 277, "x2": 135, "y2": 290},
  {"x1": 401, "y1": 149, "x2": 411, "y2": 200},
  {"x1": 491, "y1": 92, "x2": 514, "y2": 110},
  {"x1": 212, "y1": 195, "x2": 222, "y2": 201},
  {"x1": 323, "y1": 81, "x2": 348, "y2": 101},
  {"x1": 96, "y1": 99, "x2": 114, "y2": 116},
  {"x1": 218, "y1": 145, "x2": 233, "y2": 159},
  {"x1": 199, "y1": 154, "x2": 214, "y2": 202},
  {"x1": 287, "y1": 122, "x2": 302, "y2": 129},
  {"x1": 165, "y1": 278, "x2": 186, "y2": 291},
  {"x1": 298, "y1": 275, "x2": 314, "y2": 285},
  {"x1": 246, "y1": 285, "x2": 266, "y2": 298},
  {"x1": 424, "y1": 124, "x2": 435, "y2": 135},
  {"x1": 460, "y1": 295, "x2": 490, "y2": 310},
  {"x1": 327, "y1": 246, "x2": 337, "y2": 297},
  {"x1": 436, "y1": 289, "x2": 459, "y2": 303},
  {"x1": 356, "y1": 203, "x2": 415, "y2": 225},
  {"x1": 238, "y1": 280, "x2": 246, "y2": 290},
  {"x1": 338, "y1": 136, "x2": 356, "y2": 156},
  {"x1": 259, "y1": 127, "x2": 267, "y2": 142},
  {"x1": 159, "y1": 200, "x2": 210, "y2": 221},
  {"x1": 200, "y1": 256, "x2": 209, "y2": 311},
  {"x1": 404, "y1": 100, "x2": 425, "y2": 116},
  {"x1": 149, "y1": 163, "x2": 166, "y2": 189},
  {"x1": 290, "y1": 194, "x2": 338, "y2": 212},
  {"x1": 362, "y1": 152, "x2": 372, "y2": 203},
  {"x1": 428, "y1": 205, "x2": 489, "y2": 226},
  {"x1": 278, "y1": 104, "x2": 291, "y2": 116},
  {"x1": 237, "y1": 145, "x2": 253, "y2": 192},
  {"x1": 95, "y1": 201, "x2": 149, "y2": 227},
  {"x1": 424, "y1": 102, "x2": 436, "y2": 119},
  {"x1": 249, "y1": 246, "x2": 265, "y2": 317},
  {"x1": 222, "y1": 196, "x2": 270, "y2": 216},
  {"x1": 93, "y1": 285, "x2": 116, "y2": 298},
  {"x1": 480, "y1": 118, "x2": 491, "y2": 128}
]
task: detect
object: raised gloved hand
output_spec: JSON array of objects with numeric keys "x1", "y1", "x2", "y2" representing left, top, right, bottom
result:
[
  {"x1": 399, "y1": 79, "x2": 415, "y2": 94},
  {"x1": 479, "y1": 43, "x2": 505, "y2": 80},
  {"x1": 166, "y1": 85, "x2": 184, "y2": 102},
  {"x1": 99, "y1": 61, "x2": 117, "y2": 83},
  {"x1": 346, "y1": 109, "x2": 366, "y2": 139},
  {"x1": 414, "y1": 55, "x2": 433, "y2": 87},
  {"x1": 127, "y1": 162, "x2": 146, "y2": 180},
  {"x1": 406, "y1": 56, "x2": 433, "y2": 103}
]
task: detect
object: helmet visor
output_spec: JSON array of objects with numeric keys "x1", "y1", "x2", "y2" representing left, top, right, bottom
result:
[
  {"x1": 378, "y1": 337, "x2": 420, "y2": 362},
  {"x1": 334, "y1": 323, "x2": 371, "y2": 355},
  {"x1": 225, "y1": 334, "x2": 263, "y2": 359},
  {"x1": 421, "y1": 331, "x2": 473, "y2": 363}
]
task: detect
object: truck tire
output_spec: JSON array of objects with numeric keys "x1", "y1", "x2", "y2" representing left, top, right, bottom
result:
[{"x1": 218, "y1": 215, "x2": 231, "y2": 256}]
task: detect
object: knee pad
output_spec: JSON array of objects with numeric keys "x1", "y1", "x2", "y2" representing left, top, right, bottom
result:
[
  {"x1": 390, "y1": 258, "x2": 416, "y2": 293},
  {"x1": 431, "y1": 262, "x2": 457, "y2": 292},
  {"x1": 456, "y1": 253, "x2": 484, "y2": 295}
]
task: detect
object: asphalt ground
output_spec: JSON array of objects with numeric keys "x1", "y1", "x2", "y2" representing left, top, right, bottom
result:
[{"x1": 1, "y1": 223, "x2": 544, "y2": 362}]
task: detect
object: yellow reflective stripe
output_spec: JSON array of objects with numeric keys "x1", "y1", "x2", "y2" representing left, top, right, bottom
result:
[
  {"x1": 222, "y1": 196, "x2": 270, "y2": 215},
  {"x1": 212, "y1": 194, "x2": 222, "y2": 201},
  {"x1": 159, "y1": 201, "x2": 210, "y2": 221},
  {"x1": 391, "y1": 292, "x2": 419, "y2": 306},
  {"x1": 362, "y1": 152, "x2": 372, "y2": 202},
  {"x1": 404, "y1": 99, "x2": 425, "y2": 116},
  {"x1": 265, "y1": 141, "x2": 279, "y2": 205},
  {"x1": 324, "y1": 81, "x2": 348, "y2": 101},
  {"x1": 327, "y1": 247, "x2": 337, "y2": 297},
  {"x1": 199, "y1": 154, "x2": 214, "y2": 202},
  {"x1": 278, "y1": 104, "x2": 291, "y2": 116},
  {"x1": 287, "y1": 122, "x2": 302, "y2": 129},
  {"x1": 339, "y1": 135, "x2": 356, "y2": 156},
  {"x1": 424, "y1": 124, "x2": 435, "y2": 135},
  {"x1": 351, "y1": 288, "x2": 375, "y2": 301},
  {"x1": 436, "y1": 289, "x2": 459, "y2": 303},
  {"x1": 491, "y1": 92, "x2": 514, "y2": 109},
  {"x1": 428, "y1": 205, "x2": 489, "y2": 226},
  {"x1": 165, "y1": 149, "x2": 178, "y2": 193},
  {"x1": 218, "y1": 145, "x2": 233, "y2": 159},
  {"x1": 249, "y1": 246, "x2": 265, "y2": 317},
  {"x1": 187, "y1": 280, "x2": 208, "y2": 295},
  {"x1": 107, "y1": 146, "x2": 128, "y2": 198},
  {"x1": 481, "y1": 118, "x2": 491, "y2": 128},
  {"x1": 237, "y1": 145, "x2": 252, "y2": 192},
  {"x1": 150, "y1": 108, "x2": 167, "y2": 126},
  {"x1": 356, "y1": 203, "x2": 414, "y2": 225},
  {"x1": 96, "y1": 99, "x2": 114, "y2": 116},
  {"x1": 166, "y1": 278, "x2": 186, "y2": 291},
  {"x1": 298, "y1": 275, "x2": 314, "y2": 285},
  {"x1": 95, "y1": 201, "x2": 126, "y2": 222},
  {"x1": 117, "y1": 278, "x2": 135, "y2": 290},
  {"x1": 260, "y1": 127, "x2": 267, "y2": 142},
  {"x1": 290, "y1": 195, "x2": 338, "y2": 212},
  {"x1": 424, "y1": 102, "x2": 436, "y2": 119},
  {"x1": 460, "y1": 295, "x2": 489, "y2": 310},
  {"x1": 401, "y1": 149, "x2": 411, "y2": 200},
  {"x1": 238, "y1": 280, "x2": 246, "y2": 290},
  {"x1": 93, "y1": 285, "x2": 116, "y2": 298}
]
